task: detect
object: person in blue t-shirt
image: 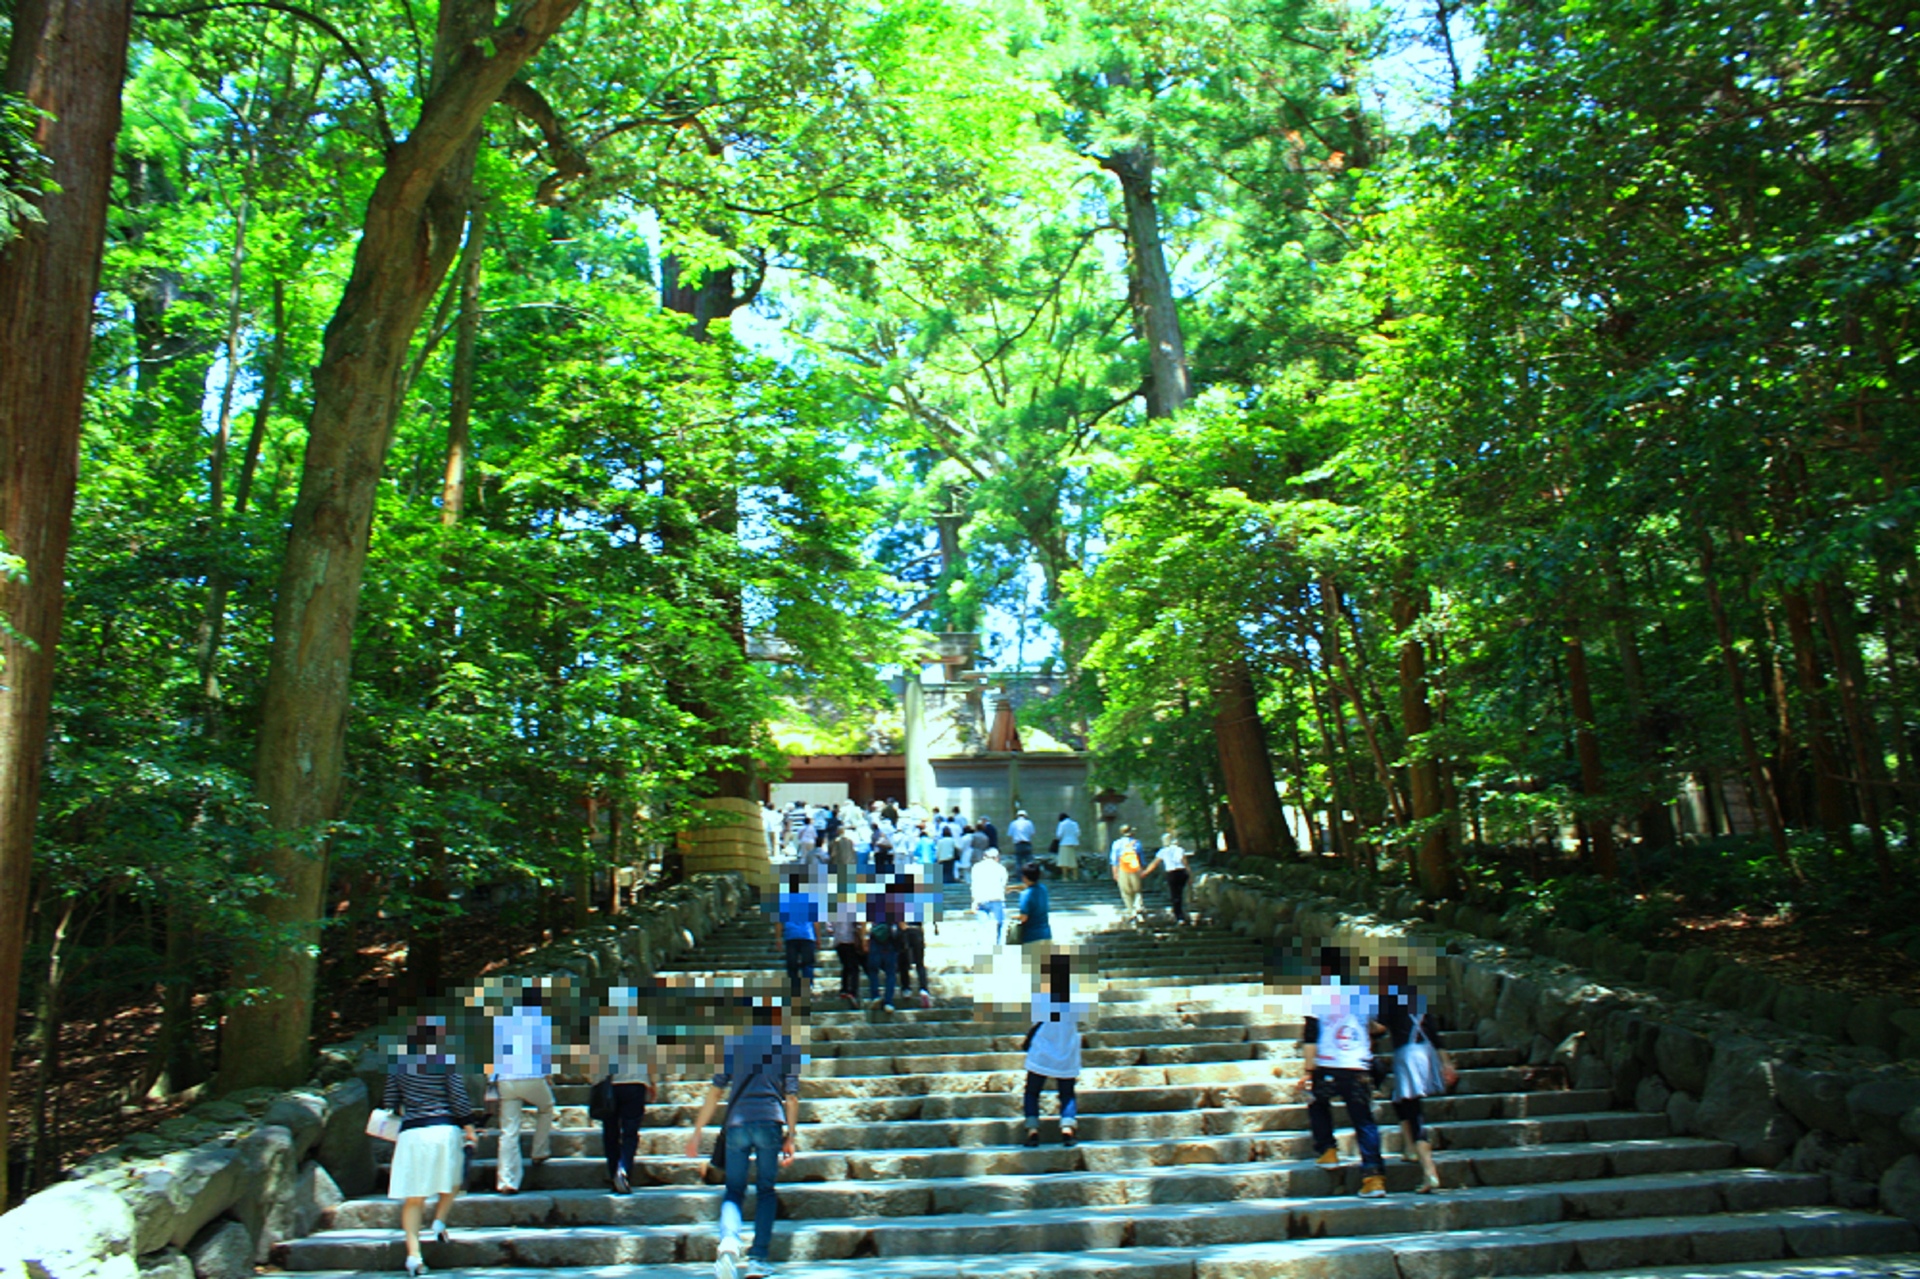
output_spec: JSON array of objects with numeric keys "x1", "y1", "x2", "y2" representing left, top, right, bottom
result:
[
  {"x1": 687, "y1": 1003, "x2": 804, "y2": 1279},
  {"x1": 1016, "y1": 862, "x2": 1051, "y2": 947},
  {"x1": 776, "y1": 875, "x2": 822, "y2": 1000}
]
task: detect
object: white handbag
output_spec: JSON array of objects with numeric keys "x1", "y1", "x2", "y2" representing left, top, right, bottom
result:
[{"x1": 365, "y1": 1108, "x2": 402, "y2": 1142}]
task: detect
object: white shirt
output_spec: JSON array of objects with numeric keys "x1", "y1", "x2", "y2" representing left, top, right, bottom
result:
[
  {"x1": 1306, "y1": 981, "x2": 1377, "y2": 1072},
  {"x1": 1056, "y1": 817, "x2": 1081, "y2": 847},
  {"x1": 1152, "y1": 844, "x2": 1188, "y2": 873},
  {"x1": 1026, "y1": 993, "x2": 1089, "y2": 1079},
  {"x1": 1008, "y1": 817, "x2": 1036, "y2": 844},
  {"x1": 970, "y1": 858, "x2": 1008, "y2": 905}
]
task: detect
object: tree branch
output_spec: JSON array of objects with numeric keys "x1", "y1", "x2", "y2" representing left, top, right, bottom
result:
[
  {"x1": 498, "y1": 78, "x2": 590, "y2": 205},
  {"x1": 134, "y1": 0, "x2": 395, "y2": 147}
]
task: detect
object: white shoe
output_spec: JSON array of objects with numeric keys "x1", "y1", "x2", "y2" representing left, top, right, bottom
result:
[
  {"x1": 429, "y1": 1220, "x2": 450, "y2": 1243},
  {"x1": 715, "y1": 1236, "x2": 741, "y2": 1279},
  {"x1": 404, "y1": 1257, "x2": 428, "y2": 1277}
]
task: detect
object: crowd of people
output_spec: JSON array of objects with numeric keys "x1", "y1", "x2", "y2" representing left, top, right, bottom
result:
[{"x1": 371, "y1": 808, "x2": 1455, "y2": 1279}]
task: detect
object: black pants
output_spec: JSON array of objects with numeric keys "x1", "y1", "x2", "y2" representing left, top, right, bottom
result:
[
  {"x1": 1393, "y1": 1095, "x2": 1427, "y2": 1144},
  {"x1": 601, "y1": 1082, "x2": 648, "y2": 1178},
  {"x1": 1167, "y1": 868, "x2": 1191, "y2": 922},
  {"x1": 784, "y1": 938, "x2": 817, "y2": 996},
  {"x1": 896, "y1": 924, "x2": 928, "y2": 993},
  {"x1": 1308, "y1": 1067, "x2": 1383, "y2": 1172},
  {"x1": 835, "y1": 942, "x2": 862, "y2": 998}
]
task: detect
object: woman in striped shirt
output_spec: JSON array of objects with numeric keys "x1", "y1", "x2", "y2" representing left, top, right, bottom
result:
[{"x1": 384, "y1": 1017, "x2": 479, "y2": 1275}]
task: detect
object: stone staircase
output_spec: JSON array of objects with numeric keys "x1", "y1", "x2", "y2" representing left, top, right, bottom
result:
[{"x1": 281, "y1": 873, "x2": 1920, "y2": 1278}]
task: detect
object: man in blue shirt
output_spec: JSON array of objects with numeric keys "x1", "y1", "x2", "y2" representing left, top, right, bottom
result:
[
  {"x1": 776, "y1": 875, "x2": 822, "y2": 1001},
  {"x1": 687, "y1": 1002, "x2": 804, "y2": 1278},
  {"x1": 1016, "y1": 862, "x2": 1051, "y2": 949}
]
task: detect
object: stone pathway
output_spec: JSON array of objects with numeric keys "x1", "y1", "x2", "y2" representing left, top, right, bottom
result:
[{"x1": 282, "y1": 871, "x2": 1920, "y2": 1278}]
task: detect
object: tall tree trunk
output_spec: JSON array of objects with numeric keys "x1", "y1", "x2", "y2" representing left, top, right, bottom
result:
[
  {"x1": 1604, "y1": 560, "x2": 1674, "y2": 849},
  {"x1": 1211, "y1": 655, "x2": 1286, "y2": 862},
  {"x1": 1814, "y1": 581, "x2": 1894, "y2": 889},
  {"x1": 1318, "y1": 579, "x2": 1409, "y2": 825},
  {"x1": 1393, "y1": 586, "x2": 1453, "y2": 897},
  {"x1": 1780, "y1": 589, "x2": 1853, "y2": 838},
  {"x1": 0, "y1": 0, "x2": 134, "y2": 1203},
  {"x1": 1102, "y1": 137, "x2": 1286, "y2": 858},
  {"x1": 1562, "y1": 632, "x2": 1619, "y2": 879},
  {"x1": 441, "y1": 199, "x2": 486, "y2": 526},
  {"x1": 1700, "y1": 541, "x2": 1794, "y2": 868},
  {"x1": 219, "y1": 0, "x2": 581, "y2": 1092}
]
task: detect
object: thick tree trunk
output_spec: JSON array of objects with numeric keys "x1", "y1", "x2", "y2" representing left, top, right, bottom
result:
[
  {"x1": 1211, "y1": 655, "x2": 1285, "y2": 860},
  {"x1": 1319, "y1": 580, "x2": 1409, "y2": 825},
  {"x1": 1393, "y1": 587, "x2": 1453, "y2": 897},
  {"x1": 219, "y1": 0, "x2": 581, "y2": 1092},
  {"x1": 1102, "y1": 137, "x2": 1288, "y2": 858},
  {"x1": 1101, "y1": 144, "x2": 1190, "y2": 419},
  {"x1": 1780, "y1": 589, "x2": 1853, "y2": 838},
  {"x1": 0, "y1": 0, "x2": 133, "y2": 1203}
]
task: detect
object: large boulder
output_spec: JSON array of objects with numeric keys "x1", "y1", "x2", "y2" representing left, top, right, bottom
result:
[
  {"x1": 290, "y1": 1162, "x2": 343, "y2": 1238},
  {"x1": 161, "y1": 1146, "x2": 242, "y2": 1249},
  {"x1": 1655, "y1": 1024, "x2": 1714, "y2": 1096},
  {"x1": 315, "y1": 1078, "x2": 376, "y2": 1198},
  {"x1": 1666, "y1": 1088, "x2": 1700, "y2": 1135},
  {"x1": 1849, "y1": 995, "x2": 1906, "y2": 1056},
  {"x1": 1882, "y1": 1154, "x2": 1920, "y2": 1228},
  {"x1": 0, "y1": 1179, "x2": 138, "y2": 1279},
  {"x1": 1694, "y1": 1035, "x2": 1803, "y2": 1166},
  {"x1": 1494, "y1": 974, "x2": 1539, "y2": 1044},
  {"x1": 1848, "y1": 1077, "x2": 1920, "y2": 1177},
  {"x1": 233, "y1": 1125, "x2": 297, "y2": 1260},
  {"x1": 1777, "y1": 1065, "x2": 1857, "y2": 1138},
  {"x1": 185, "y1": 1220, "x2": 251, "y2": 1279},
  {"x1": 136, "y1": 1250, "x2": 190, "y2": 1279},
  {"x1": 1670, "y1": 949, "x2": 1721, "y2": 1001},
  {"x1": 1702, "y1": 965, "x2": 1778, "y2": 1020},
  {"x1": 263, "y1": 1091, "x2": 327, "y2": 1163}
]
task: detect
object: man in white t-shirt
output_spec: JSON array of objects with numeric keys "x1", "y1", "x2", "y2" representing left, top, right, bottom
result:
[
  {"x1": 970, "y1": 848, "x2": 1009, "y2": 946},
  {"x1": 1019, "y1": 952, "x2": 1088, "y2": 1147},
  {"x1": 1292, "y1": 947, "x2": 1387, "y2": 1197},
  {"x1": 1142, "y1": 838, "x2": 1193, "y2": 924},
  {"x1": 1007, "y1": 810, "x2": 1036, "y2": 872}
]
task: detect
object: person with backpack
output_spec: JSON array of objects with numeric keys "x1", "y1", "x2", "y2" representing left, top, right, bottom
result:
[
  {"x1": 864, "y1": 876, "x2": 905, "y2": 1010},
  {"x1": 1292, "y1": 946, "x2": 1389, "y2": 1198},
  {"x1": 1109, "y1": 826, "x2": 1144, "y2": 920},
  {"x1": 1018, "y1": 952, "x2": 1088, "y2": 1147},
  {"x1": 1378, "y1": 958, "x2": 1456, "y2": 1194},
  {"x1": 384, "y1": 1017, "x2": 479, "y2": 1276},
  {"x1": 686, "y1": 1001, "x2": 803, "y2": 1279},
  {"x1": 586, "y1": 987, "x2": 654, "y2": 1194}
]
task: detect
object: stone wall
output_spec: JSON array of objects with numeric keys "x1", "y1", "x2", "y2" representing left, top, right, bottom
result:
[
  {"x1": 0, "y1": 873, "x2": 753, "y2": 1279},
  {"x1": 1191, "y1": 871, "x2": 1920, "y2": 1228}
]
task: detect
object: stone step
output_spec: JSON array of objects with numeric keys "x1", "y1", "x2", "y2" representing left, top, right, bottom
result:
[
  {"x1": 432, "y1": 1134, "x2": 1735, "y2": 1194},
  {"x1": 427, "y1": 1101, "x2": 1664, "y2": 1165},
  {"x1": 327, "y1": 1165, "x2": 1822, "y2": 1234},
  {"x1": 284, "y1": 1184, "x2": 1882, "y2": 1272}
]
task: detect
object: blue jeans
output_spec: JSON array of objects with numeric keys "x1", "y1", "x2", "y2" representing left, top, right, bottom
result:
[
  {"x1": 977, "y1": 900, "x2": 1005, "y2": 945},
  {"x1": 783, "y1": 938, "x2": 817, "y2": 996},
  {"x1": 1308, "y1": 1067, "x2": 1383, "y2": 1173},
  {"x1": 601, "y1": 1082, "x2": 647, "y2": 1179},
  {"x1": 866, "y1": 939, "x2": 898, "y2": 1005},
  {"x1": 719, "y1": 1121, "x2": 783, "y2": 1261}
]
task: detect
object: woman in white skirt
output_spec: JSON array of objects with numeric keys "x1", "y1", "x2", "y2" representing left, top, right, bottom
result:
[{"x1": 385, "y1": 1018, "x2": 479, "y2": 1275}]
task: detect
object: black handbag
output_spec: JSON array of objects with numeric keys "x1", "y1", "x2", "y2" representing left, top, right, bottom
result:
[{"x1": 588, "y1": 1074, "x2": 615, "y2": 1121}]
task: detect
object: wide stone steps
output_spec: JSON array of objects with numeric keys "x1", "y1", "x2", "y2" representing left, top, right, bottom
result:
[
  {"x1": 305, "y1": 890, "x2": 1920, "y2": 1278},
  {"x1": 284, "y1": 1199, "x2": 1912, "y2": 1272},
  {"x1": 331, "y1": 1155, "x2": 1792, "y2": 1233},
  {"x1": 434, "y1": 1100, "x2": 1664, "y2": 1164}
]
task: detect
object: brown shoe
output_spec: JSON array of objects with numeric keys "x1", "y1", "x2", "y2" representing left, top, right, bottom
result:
[
  {"x1": 1315, "y1": 1150, "x2": 1340, "y2": 1167},
  {"x1": 1359, "y1": 1175, "x2": 1387, "y2": 1198}
]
